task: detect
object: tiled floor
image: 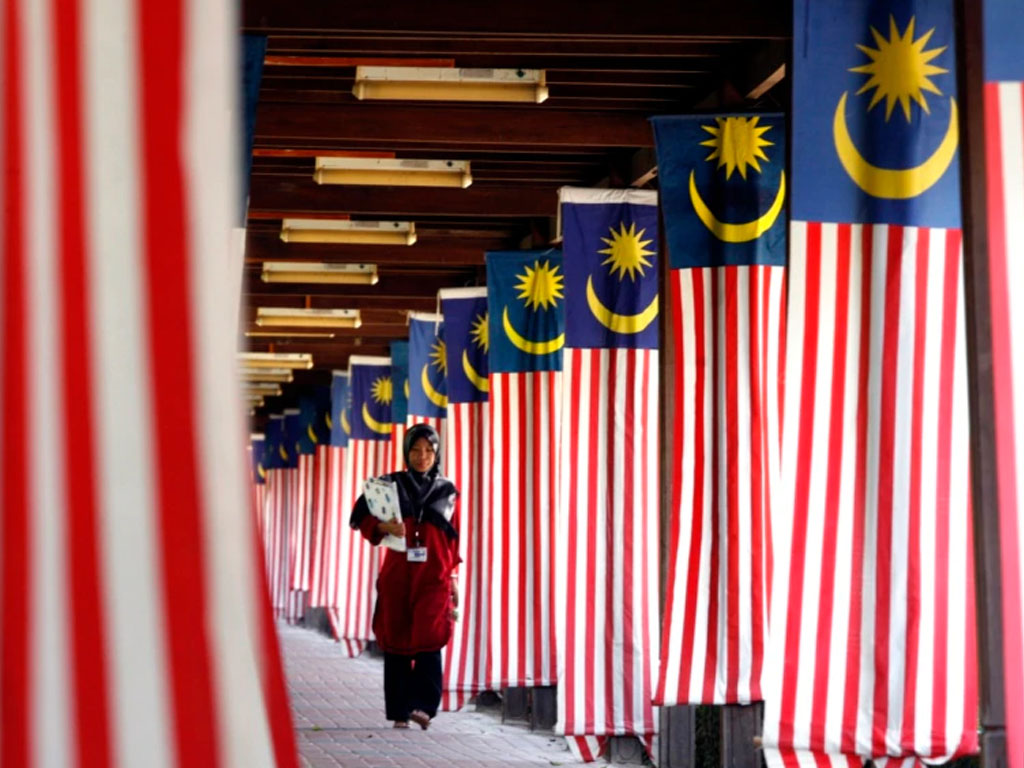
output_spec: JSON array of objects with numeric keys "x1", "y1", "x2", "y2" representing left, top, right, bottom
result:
[{"x1": 279, "y1": 623, "x2": 617, "y2": 767}]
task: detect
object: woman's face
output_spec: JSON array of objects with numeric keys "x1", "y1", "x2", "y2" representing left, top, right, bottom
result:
[{"x1": 408, "y1": 437, "x2": 436, "y2": 473}]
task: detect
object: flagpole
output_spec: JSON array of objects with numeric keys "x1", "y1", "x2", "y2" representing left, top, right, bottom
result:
[{"x1": 953, "y1": 2, "x2": 1008, "y2": 766}]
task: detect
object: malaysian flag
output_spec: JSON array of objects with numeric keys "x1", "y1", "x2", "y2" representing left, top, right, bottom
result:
[
  {"x1": 262, "y1": 414, "x2": 290, "y2": 619},
  {"x1": 291, "y1": 389, "x2": 329, "y2": 605},
  {"x1": 388, "y1": 340, "x2": 410, "y2": 473},
  {"x1": 555, "y1": 188, "x2": 660, "y2": 760},
  {"x1": 281, "y1": 409, "x2": 304, "y2": 624},
  {"x1": 250, "y1": 435, "x2": 267, "y2": 540},
  {"x1": 309, "y1": 379, "x2": 341, "y2": 612},
  {"x1": 0, "y1": 0, "x2": 297, "y2": 762},
  {"x1": 438, "y1": 287, "x2": 492, "y2": 711},
  {"x1": 486, "y1": 250, "x2": 563, "y2": 688},
  {"x1": 314, "y1": 372, "x2": 350, "y2": 628},
  {"x1": 651, "y1": 112, "x2": 786, "y2": 707},
  {"x1": 331, "y1": 356, "x2": 392, "y2": 654},
  {"x1": 762, "y1": 2, "x2": 977, "y2": 765},
  {"x1": 977, "y1": 4, "x2": 1024, "y2": 766},
  {"x1": 408, "y1": 312, "x2": 448, "y2": 446}
]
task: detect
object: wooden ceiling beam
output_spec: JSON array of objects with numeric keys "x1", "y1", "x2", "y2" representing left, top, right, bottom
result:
[
  {"x1": 249, "y1": 179, "x2": 561, "y2": 217},
  {"x1": 242, "y1": 293, "x2": 439, "y2": 312},
  {"x1": 245, "y1": 272, "x2": 480, "y2": 299},
  {"x1": 243, "y1": 0, "x2": 789, "y2": 39},
  {"x1": 253, "y1": 103, "x2": 654, "y2": 148}
]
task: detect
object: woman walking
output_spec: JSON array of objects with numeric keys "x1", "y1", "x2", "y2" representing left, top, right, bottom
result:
[{"x1": 350, "y1": 423, "x2": 459, "y2": 729}]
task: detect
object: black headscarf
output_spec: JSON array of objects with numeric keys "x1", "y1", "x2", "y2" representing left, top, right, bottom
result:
[{"x1": 349, "y1": 423, "x2": 458, "y2": 539}]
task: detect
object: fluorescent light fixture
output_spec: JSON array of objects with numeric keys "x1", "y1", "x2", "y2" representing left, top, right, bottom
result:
[
  {"x1": 240, "y1": 368, "x2": 295, "y2": 383},
  {"x1": 245, "y1": 331, "x2": 336, "y2": 339},
  {"x1": 256, "y1": 307, "x2": 362, "y2": 329},
  {"x1": 260, "y1": 262, "x2": 379, "y2": 285},
  {"x1": 280, "y1": 218, "x2": 416, "y2": 246},
  {"x1": 237, "y1": 352, "x2": 313, "y2": 369},
  {"x1": 314, "y1": 157, "x2": 472, "y2": 188},
  {"x1": 243, "y1": 382, "x2": 283, "y2": 395},
  {"x1": 353, "y1": 66, "x2": 548, "y2": 104},
  {"x1": 245, "y1": 397, "x2": 265, "y2": 408}
]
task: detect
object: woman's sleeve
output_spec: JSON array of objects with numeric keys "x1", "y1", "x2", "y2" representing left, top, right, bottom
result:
[{"x1": 349, "y1": 494, "x2": 384, "y2": 545}]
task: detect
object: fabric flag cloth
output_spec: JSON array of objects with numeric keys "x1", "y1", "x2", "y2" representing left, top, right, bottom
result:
[
  {"x1": 438, "y1": 287, "x2": 492, "y2": 712},
  {"x1": 329, "y1": 356, "x2": 392, "y2": 655},
  {"x1": 262, "y1": 415, "x2": 290, "y2": 620},
  {"x1": 389, "y1": 340, "x2": 410, "y2": 473},
  {"x1": 485, "y1": 250, "x2": 564, "y2": 689},
  {"x1": 555, "y1": 188, "x2": 660, "y2": 761},
  {"x1": 291, "y1": 390, "x2": 329, "y2": 608},
  {"x1": 0, "y1": 0, "x2": 298, "y2": 762},
  {"x1": 651, "y1": 112, "x2": 786, "y2": 708},
  {"x1": 762, "y1": 2, "x2": 978, "y2": 766},
  {"x1": 979, "y1": 3, "x2": 1024, "y2": 766},
  {"x1": 408, "y1": 312, "x2": 448, "y2": 446},
  {"x1": 250, "y1": 435, "x2": 267, "y2": 548},
  {"x1": 280, "y1": 409, "x2": 304, "y2": 624},
  {"x1": 311, "y1": 372, "x2": 347, "y2": 614}
]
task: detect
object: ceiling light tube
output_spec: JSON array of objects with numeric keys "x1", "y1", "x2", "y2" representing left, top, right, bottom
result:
[
  {"x1": 260, "y1": 261, "x2": 379, "y2": 285},
  {"x1": 313, "y1": 157, "x2": 472, "y2": 188},
  {"x1": 243, "y1": 382, "x2": 283, "y2": 395},
  {"x1": 353, "y1": 66, "x2": 548, "y2": 104},
  {"x1": 237, "y1": 352, "x2": 314, "y2": 369},
  {"x1": 280, "y1": 218, "x2": 416, "y2": 246},
  {"x1": 245, "y1": 331, "x2": 337, "y2": 339},
  {"x1": 240, "y1": 368, "x2": 295, "y2": 383},
  {"x1": 256, "y1": 307, "x2": 362, "y2": 329}
]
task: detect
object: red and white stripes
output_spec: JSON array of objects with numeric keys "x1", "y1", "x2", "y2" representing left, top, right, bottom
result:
[
  {"x1": 983, "y1": 79, "x2": 1024, "y2": 768},
  {"x1": 0, "y1": 0, "x2": 296, "y2": 764},
  {"x1": 308, "y1": 444, "x2": 331, "y2": 608},
  {"x1": 762, "y1": 222, "x2": 977, "y2": 765},
  {"x1": 556, "y1": 348, "x2": 660, "y2": 741},
  {"x1": 441, "y1": 401, "x2": 491, "y2": 710},
  {"x1": 656, "y1": 266, "x2": 785, "y2": 705},
  {"x1": 486, "y1": 371, "x2": 560, "y2": 688},
  {"x1": 327, "y1": 439, "x2": 389, "y2": 655}
]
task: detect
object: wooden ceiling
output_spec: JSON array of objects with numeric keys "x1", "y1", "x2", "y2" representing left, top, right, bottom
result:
[{"x1": 240, "y1": 0, "x2": 790, "y2": 415}]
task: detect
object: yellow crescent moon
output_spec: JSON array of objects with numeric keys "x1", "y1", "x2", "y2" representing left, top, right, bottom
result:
[
  {"x1": 361, "y1": 402, "x2": 392, "y2": 435},
  {"x1": 325, "y1": 412, "x2": 333, "y2": 430},
  {"x1": 307, "y1": 423, "x2": 319, "y2": 444},
  {"x1": 340, "y1": 409, "x2": 351, "y2": 435},
  {"x1": 833, "y1": 92, "x2": 958, "y2": 199},
  {"x1": 404, "y1": 378, "x2": 410, "y2": 399},
  {"x1": 585, "y1": 276, "x2": 658, "y2": 334},
  {"x1": 257, "y1": 463, "x2": 266, "y2": 480},
  {"x1": 420, "y1": 363, "x2": 449, "y2": 408},
  {"x1": 461, "y1": 349, "x2": 489, "y2": 393},
  {"x1": 278, "y1": 444, "x2": 289, "y2": 461},
  {"x1": 688, "y1": 169, "x2": 786, "y2": 243},
  {"x1": 502, "y1": 307, "x2": 564, "y2": 355}
]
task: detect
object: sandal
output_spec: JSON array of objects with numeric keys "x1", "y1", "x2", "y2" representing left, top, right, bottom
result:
[
  {"x1": 409, "y1": 709, "x2": 431, "y2": 730},
  {"x1": 393, "y1": 721, "x2": 409, "y2": 729}
]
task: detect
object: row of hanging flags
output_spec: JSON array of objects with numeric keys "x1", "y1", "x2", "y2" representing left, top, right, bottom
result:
[
  {"x1": 246, "y1": 1, "x2": 1024, "y2": 764},
  {"x1": 251, "y1": 1, "x2": 1024, "y2": 765}
]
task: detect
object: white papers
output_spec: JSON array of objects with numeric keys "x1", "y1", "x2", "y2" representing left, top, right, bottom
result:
[{"x1": 364, "y1": 477, "x2": 406, "y2": 552}]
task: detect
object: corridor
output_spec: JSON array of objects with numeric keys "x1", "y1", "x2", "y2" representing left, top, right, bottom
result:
[{"x1": 280, "y1": 624, "x2": 629, "y2": 767}]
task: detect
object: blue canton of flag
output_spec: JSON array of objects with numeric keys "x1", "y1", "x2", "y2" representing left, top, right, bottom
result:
[
  {"x1": 652, "y1": 113, "x2": 786, "y2": 268},
  {"x1": 985, "y1": 0, "x2": 1024, "y2": 79},
  {"x1": 409, "y1": 313, "x2": 448, "y2": 418},
  {"x1": 297, "y1": 387, "x2": 330, "y2": 454},
  {"x1": 330, "y1": 371, "x2": 350, "y2": 448},
  {"x1": 792, "y1": 0, "x2": 959, "y2": 227},
  {"x1": 390, "y1": 340, "x2": 410, "y2": 424},
  {"x1": 264, "y1": 414, "x2": 286, "y2": 470},
  {"x1": 439, "y1": 288, "x2": 490, "y2": 404},
  {"x1": 349, "y1": 356, "x2": 393, "y2": 441},
  {"x1": 282, "y1": 408, "x2": 301, "y2": 468},
  {"x1": 251, "y1": 434, "x2": 266, "y2": 484},
  {"x1": 486, "y1": 250, "x2": 565, "y2": 373},
  {"x1": 559, "y1": 187, "x2": 659, "y2": 350}
]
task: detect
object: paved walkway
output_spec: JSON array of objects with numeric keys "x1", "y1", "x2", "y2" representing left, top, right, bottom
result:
[{"x1": 279, "y1": 623, "x2": 625, "y2": 767}]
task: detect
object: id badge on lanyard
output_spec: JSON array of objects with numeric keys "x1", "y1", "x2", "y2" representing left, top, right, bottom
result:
[{"x1": 407, "y1": 523, "x2": 427, "y2": 562}]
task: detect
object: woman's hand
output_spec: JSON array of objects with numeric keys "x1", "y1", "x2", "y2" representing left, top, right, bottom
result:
[
  {"x1": 376, "y1": 520, "x2": 405, "y2": 537},
  {"x1": 450, "y1": 577, "x2": 459, "y2": 608}
]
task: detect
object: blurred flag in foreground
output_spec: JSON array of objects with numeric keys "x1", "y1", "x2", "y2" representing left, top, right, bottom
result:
[{"x1": 0, "y1": 0, "x2": 297, "y2": 764}]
